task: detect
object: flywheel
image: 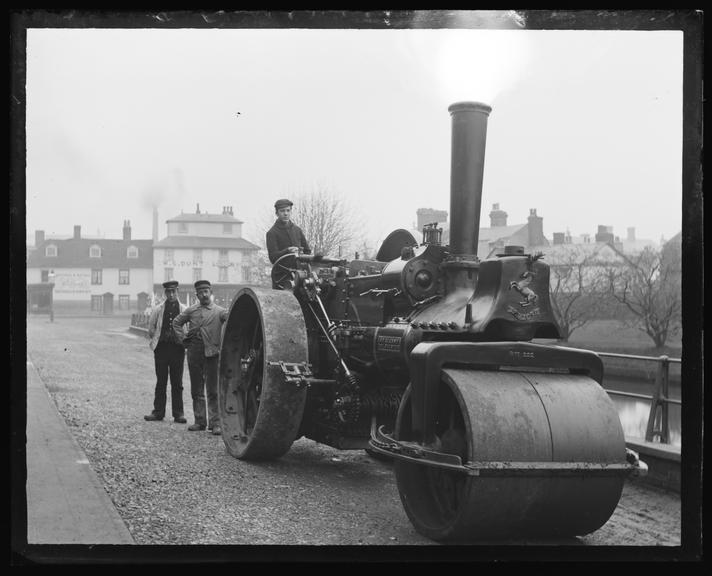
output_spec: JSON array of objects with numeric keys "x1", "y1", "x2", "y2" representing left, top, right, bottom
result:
[
  {"x1": 394, "y1": 369, "x2": 627, "y2": 542},
  {"x1": 218, "y1": 286, "x2": 309, "y2": 460}
]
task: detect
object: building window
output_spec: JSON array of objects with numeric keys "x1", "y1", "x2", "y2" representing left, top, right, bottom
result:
[
  {"x1": 90, "y1": 244, "x2": 102, "y2": 258},
  {"x1": 218, "y1": 249, "x2": 229, "y2": 265},
  {"x1": 41, "y1": 270, "x2": 49, "y2": 283},
  {"x1": 178, "y1": 222, "x2": 188, "y2": 233},
  {"x1": 164, "y1": 249, "x2": 175, "y2": 263},
  {"x1": 164, "y1": 268, "x2": 174, "y2": 282},
  {"x1": 118, "y1": 295, "x2": 130, "y2": 310},
  {"x1": 223, "y1": 223, "x2": 233, "y2": 234},
  {"x1": 193, "y1": 268, "x2": 202, "y2": 282},
  {"x1": 218, "y1": 267, "x2": 228, "y2": 283},
  {"x1": 91, "y1": 269, "x2": 103, "y2": 285},
  {"x1": 45, "y1": 245, "x2": 57, "y2": 257},
  {"x1": 91, "y1": 295, "x2": 102, "y2": 312},
  {"x1": 193, "y1": 248, "x2": 203, "y2": 263},
  {"x1": 241, "y1": 266, "x2": 251, "y2": 283},
  {"x1": 119, "y1": 269, "x2": 130, "y2": 285},
  {"x1": 127, "y1": 245, "x2": 139, "y2": 258}
]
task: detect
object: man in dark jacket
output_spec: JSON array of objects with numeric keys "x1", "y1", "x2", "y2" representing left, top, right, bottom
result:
[
  {"x1": 265, "y1": 198, "x2": 312, "y2": 289},
  {"x1": 265, "y1": 198, "x2": 311, "y2": 265},
  {"x1": 144, "y1": 280, "x2": 187, "y2": 423}
]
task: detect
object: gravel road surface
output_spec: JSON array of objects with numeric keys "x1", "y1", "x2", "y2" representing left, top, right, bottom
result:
[{"x1": 25, "y1": 316, "x2": 682, "y2": 550}]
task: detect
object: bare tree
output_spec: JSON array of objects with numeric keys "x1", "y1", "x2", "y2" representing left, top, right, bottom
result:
[
  {"x1": 606, "y1": 241, "x2": 681, "y2": 349},
  {"x1": 242, "y1": 250, "x2": 271, "y2": 287},
  {"x1": 292, "y1": 185, "x2": 363, "y2": 258},
  {"x1": 259, "y1": 183, "x2": 366, "y2": 259},
  {"x1": 547, "y1": 246, "x2": 611, "y2": 341}
]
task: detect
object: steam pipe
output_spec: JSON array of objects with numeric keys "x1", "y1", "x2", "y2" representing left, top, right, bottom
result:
[{"x1": 448, "y1": 102, "x2": 492, "y2": 258}]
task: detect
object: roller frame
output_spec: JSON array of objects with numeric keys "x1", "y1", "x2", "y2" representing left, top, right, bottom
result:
[
  {"x1": 368, "y1": 341, "x2": 646, "y2": 480},
  {"x1": 369, "y1": 425, "x2": 646, "y2": 477},
  {"x1": 407, "y1": 341, "x2": 603, "y2": 445}
]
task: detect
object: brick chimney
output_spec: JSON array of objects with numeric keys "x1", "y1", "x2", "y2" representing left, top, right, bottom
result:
[
  {"x1": 627, "y1": 227, "x2": 636, "y2": 242},
  {"x1": 527, "y1": 209, "x2": 543, "y2": 246},
  {"x1": 73, "y1": 225, "x2": 81, "y2": 239},
  {"x1": 489, "y1": 203, "x2": 508, "y2": 227},
  {"x1": 553, "y1": 232, "x2": 565, "y2": 245},
  {"x1": 416, "y1": 208, "x2": 448, "y2": 230},
  {"x1": 123, "y1": 220, "x2": 131, "y2": 241},
  {"x1": 595, "y1": 225, "x2": 615, "y2": 244},
  {"x1": 35, "y1": 230, "x2": 45, "y2": 247}
]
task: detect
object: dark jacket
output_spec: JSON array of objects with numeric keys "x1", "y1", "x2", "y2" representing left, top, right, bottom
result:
[{"x1": 266, "y1": 219, "x2": 311, "y2": 264}]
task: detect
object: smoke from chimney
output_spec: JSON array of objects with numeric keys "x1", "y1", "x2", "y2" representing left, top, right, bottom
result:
[{"x1": 152, "y1": 206, "x2": 159, "y2": 242}]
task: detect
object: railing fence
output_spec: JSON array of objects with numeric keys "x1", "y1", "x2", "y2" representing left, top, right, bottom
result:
[{"x1": 598, "y1": 352, "x2": 681, "y2": 444}]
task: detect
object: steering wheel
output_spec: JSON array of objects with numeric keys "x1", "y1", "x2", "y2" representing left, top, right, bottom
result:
[{"x1": 270, "y1": 252, "x2": 300, "y2": 289}]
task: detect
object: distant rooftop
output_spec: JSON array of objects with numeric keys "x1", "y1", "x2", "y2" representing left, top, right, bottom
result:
[
  {"x1": 153, "y1": 236, "x2": 260, "y2": 250},
  {"x1": 167, "y1": 204, "x2": 243, "y2": 224}
]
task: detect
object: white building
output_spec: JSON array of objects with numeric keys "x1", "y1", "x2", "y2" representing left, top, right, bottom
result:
[
  {"x1": 152, "y1": 205, "x2": 262, "y2": 306},
  {"x1": 27, "y1": 222, "x2": 153, "y2": 315}
]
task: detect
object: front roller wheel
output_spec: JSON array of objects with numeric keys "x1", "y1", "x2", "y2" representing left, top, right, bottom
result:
[
  {"x1": 218, "y1": 286, "x2": 309, "y2": 460},
  {"x1": 394, "y1": 370, "x2": 627, "y2": 542}
]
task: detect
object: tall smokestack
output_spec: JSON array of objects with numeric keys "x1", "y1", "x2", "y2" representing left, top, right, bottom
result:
[
  {"x1": 152, "y1": 206, "x2": 158, "y2": 242},
  {"x1": 448, "y1": 102, "x2": 491, "y2": 258}
]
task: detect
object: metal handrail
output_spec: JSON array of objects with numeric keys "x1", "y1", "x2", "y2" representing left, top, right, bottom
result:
[{"x1": 596, "y1": 352, "x2": 681, "y2": 444}]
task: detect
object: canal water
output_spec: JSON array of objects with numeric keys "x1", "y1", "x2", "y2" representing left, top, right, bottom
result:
[{"x1": 603, "y1": 375, "x2": 681, "y2": 447}]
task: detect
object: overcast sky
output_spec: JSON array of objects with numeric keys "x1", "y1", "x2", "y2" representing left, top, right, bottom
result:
[{"x1": 25, "y1": 20, "x2": 683, "y2": 251}]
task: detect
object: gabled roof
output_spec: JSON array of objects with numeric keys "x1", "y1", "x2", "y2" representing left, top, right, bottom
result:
[
  {"x1": 27, "y1": 238, "x2": 154, "y2": 268},
  {"x1": 531, "y1": 241, "x2": 631, "y2": 265},
  {"x1": 153, "y1": 236, "x2": 261, "y2": 250},
  {"x1": 167, "y1": 213, "x2": 244, "y2": 224},
  {"x1": 408, "y1": 221, "x2": 541, "y2": 260},
  {"x1": 440, "y1": 223, "x2": 527, "y2": 246},
  {"x1": 477, "y1": 223, "x2": 529, "y2": 243}
]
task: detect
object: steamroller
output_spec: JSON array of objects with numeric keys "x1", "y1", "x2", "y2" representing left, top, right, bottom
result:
[{"x1": 218, "y1": 102, "x2": 646, "y2": 542}]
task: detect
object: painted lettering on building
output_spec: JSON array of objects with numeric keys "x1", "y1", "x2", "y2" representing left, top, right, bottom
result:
[
  {"x1": 54, "y1": 272, "x2": 91, "y2": 294},
  {"x1": 162, "y1": 260, "x2": 237, "y2": 268}
]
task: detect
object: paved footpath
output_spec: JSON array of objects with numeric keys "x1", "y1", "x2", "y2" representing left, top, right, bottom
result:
[{"x1": 25, "y1": 357, "x2": 135, "y2": 544}]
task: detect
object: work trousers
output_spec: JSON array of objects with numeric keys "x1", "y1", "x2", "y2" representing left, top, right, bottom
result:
[
  {"x1": 186, "y1": 342, "x2": 220, "y2": 429},
  {"x1": 152, "y1": 341, "x2": 185, "y2": 419}
]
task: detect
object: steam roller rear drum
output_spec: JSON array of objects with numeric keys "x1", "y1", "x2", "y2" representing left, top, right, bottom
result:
[
  {"x1": 218, "y1": 286, "x2": 309, "y2": 460},
  {"x1": 394, "y1": 369, "x2": 626, "y2": 542}
]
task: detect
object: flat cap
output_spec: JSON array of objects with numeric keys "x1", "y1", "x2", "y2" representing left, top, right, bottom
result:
[
  {"x1": 274, "y1": 198, "x2": 293, "y2": 210},
  {"x1": 194, "y1": 279, "x2": 212, "y2": 290},
  {"x1": 162, "y1": 280, "x2": 179, "y2": 290}
]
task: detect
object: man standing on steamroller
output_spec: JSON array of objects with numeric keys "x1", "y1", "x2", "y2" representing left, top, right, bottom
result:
[
  {"x1": 172, "y1": 280, "x2": 228, "y2": 435},
  {"x1": 266, "y1": 198, "x2": 311, "y2": 265}
]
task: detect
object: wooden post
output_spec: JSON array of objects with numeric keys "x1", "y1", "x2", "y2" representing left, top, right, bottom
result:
[{"x1": 645, "y1": 355, "x2": 670, "y2": 443}]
